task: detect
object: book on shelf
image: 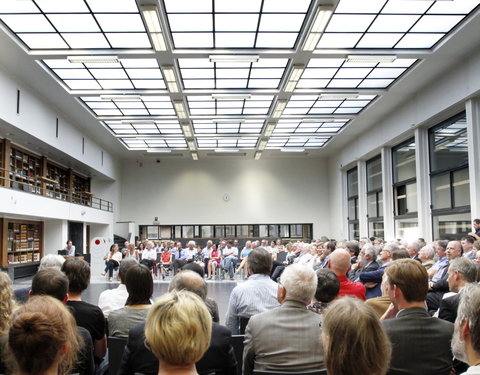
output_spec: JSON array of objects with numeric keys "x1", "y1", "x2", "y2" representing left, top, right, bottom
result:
[{"x1": 33, "y1": 253, "x2": 40, "y2": 262}]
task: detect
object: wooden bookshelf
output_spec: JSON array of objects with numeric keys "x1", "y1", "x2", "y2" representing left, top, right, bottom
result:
[
  {"x1": 72, "y1": 173, "x2": 91, "y2": 205},
  {"x1": 1, "y1": 218, "x2": 43, "y2": 268},
  {"x1": 8, "y1": 146, "x2": 42, "y2": 194},
  {"x1": 45, "y1": 162, "x2": 68, "y2": 200}
]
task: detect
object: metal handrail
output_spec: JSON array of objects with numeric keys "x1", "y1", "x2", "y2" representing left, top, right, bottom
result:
[{"x1": 0, "y1": 167, "x2": 113, "y2": 212}]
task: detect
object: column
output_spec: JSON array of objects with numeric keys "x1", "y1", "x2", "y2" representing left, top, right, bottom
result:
[
  {"x1": 381, "y1": 147, "x2": 395, "y2": 241},
  {"x1": 414, "y1": 127, "x2": 432, "y2": 241}
]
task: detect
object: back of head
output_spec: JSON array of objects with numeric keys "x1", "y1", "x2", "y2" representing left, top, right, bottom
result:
[
  {"x1": 125, "y1": 264, "x2": 153, "y2": 305},
  {"x1": 181, "y1": 262, "x2": 205, "y2": 278},
  {"x1": 39, "y1": 254, "x2": 65, "y2": 271},
  {"x1": 118, "y1": 258, "x2": 138, "y2": 283},
  {"x1": 247, "y1": 247, "x2": 272, "y2": 275},
  {"x1": 449, "y1": 257, "x2": 477, "y2": 283},
  {"x1": 6, "y1": 295, "x2": 80, "y2": 375},
  {"x1": 168, "y1": 270, "x2": 207, "y2": 301},
  {"x1": 280, "y1": 264, "x2": 317, "y2": 304},
  {"x1": 323, "y1": 297, "x2": 391, "y2": 375},
  {"x1": 456, "y1": 283, "x2": 480, "y2": 355},
  {"x1": 392, "y1": 248, "x2": 410, "y2": 260},
  {"x1": 0, "y1": 271, "x2": 15, "y2": 334},
  {"x1": 145, "y1": 290, "x2": 212, "y2": 366},
  {"x1": 329, "y1": 249, "x2": 351, "y2": 275},
  {"x1": 314, "y1": 269, "x2": 340, "y2": 303},
  {"x1": 61, "y1": 258, "x2": 90, "y2": 294},
  {"x1": 31, "y1": 268, "x2": 68, "y2": 302},
  {"x1": 345, "y1": 241, "x2": 360, "y2": 257},
  {"x1": 384, "y1": 259, "x2": 428, "y2": 302}
]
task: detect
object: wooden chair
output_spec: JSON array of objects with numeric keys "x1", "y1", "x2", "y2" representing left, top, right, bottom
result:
[
  {"x1": 107, "y1": 336, "x2": 128, "y2": 375},
  {"x1": 253, "y1": 369, "x2": 327, "y2": 375},
  {"x1": 231, "y1": 334, "x2": 244, "y2": 375}
]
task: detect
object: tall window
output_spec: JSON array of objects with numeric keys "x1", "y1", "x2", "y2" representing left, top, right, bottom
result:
[
  {"x1": 392, "y1": 138, "x2": 418, "y2": 240},
  {"x1": 366, "y1": 155, "x2": 384, "y2": 239},
  {"x1": 347, "y1": 167, "x2": 359, "y2": 240},
  {"x1": 429, "y1": 112, "x2": 470, "y2": 240}
]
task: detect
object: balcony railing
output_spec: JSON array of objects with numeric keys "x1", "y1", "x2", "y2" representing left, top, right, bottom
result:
[{"x1": 0, "y1": 167, "x2": 113, "y2": 212}]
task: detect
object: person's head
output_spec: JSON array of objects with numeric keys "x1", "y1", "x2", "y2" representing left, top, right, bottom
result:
[
  {"x1": 363, "y1": 246, "x2": 377, "y2": 262},
  {"x1": 110, "y1": 244, "x2": 118, "y2": 254},
  {"x1": 473, "y1": 219, "x2": 480, "y2": 231},
  {"x1": 245, "y1": 240, "x2": 252, "y2": 249},
  {"x1": 66, "y1": 240, "x2": 73, "y2": 248},
  {"x1": 206, "y1": 240, "x2": 212, "y2": 248},
  {"x1": 39, "y1": 254, "x2": 65, "y2": 271},
  {"x1": 0, "y1": 271, "x2": 15, "y2": 335},
  {"x1": 187, "y1": 240, "x2": 196, "y2": 249},
  {"x1": 61, "y1": 258, "x2": 90, "y2": 294},
  {"x1": 6, "y1": 295, "x2": 81, "y2": 375},
  {"x1": 328, "y1": 249, "x2": 351, "y2": 275},
  {"x1": 435, "y1": 240, "x2": 448, "y2": 258},
  {"x1": 447, "y1": 257, "x2": 477, "y2": 293},
  {"x1": 384, "y1": 259, "x2": 428, "y2": 304},
  {"x1": 278, "y1": 264, "x2": 317, "y2": 305},
  {"x1": 314, "y1": 269, "x2": 340, "y2": 303},
  {"x1": 181, "y1": 262, "x2": 205, "y2": 278},
  {"x1": 118, "y1": 258, "x2": 138, "y2": 284},
  {"x1": 138, "y1": 242, "x2": 145, "y2": 251},
  {"x1": 276, "y1": 238, "x2": 282, "y2": 246},
  {"x1": 125, "y1": 264, "x2": 153, "y2": 306},
  {"x1": 418, "y1": 245, "x2": 435, "y2": 262},
  {"x1": 325, "y1": 241, "x2": 336, "y2": 254},
  {"x1": 127, "y1": 243, "x2": 136, "y2": 253},
  {"x1": 247, "y1": 248, "x2": 273, "y2": 275},
  {"x1": 31, "y1": 268, "x2": 69, "y2": 302},
  {"x1": 391, "y1": 248, "x2": 410, "y2": 260},
  {"x1": 145, "y1": 290, "x2": 211, "y2": 367},
  {"x1": 407, "y1": 241, "x2": 421, "y2": 257},
  {"x1": 146, "y1": 241, "x2": 154, "y2": 250},
  {"x1": 452, "y1": 283, "x2": 480, "y2": 364},
  {"x1": 234, "y1": 240, "x2": 239, "y2": 247},
  {"x1": 322, "y1": 297, "x2": 391, "y2": 375},
  {"x1": 446, "y1": 241, "x2": 463, "y2": 260},
  {"x1": 462, "y1": 236, "x2": 476, "y2": 252},
  {"x1": 168, "y1": 270, "x2": 207, "y2": 301},
  {"x1": 345, "y1": 242, "x2": 360, "y2": 258}
]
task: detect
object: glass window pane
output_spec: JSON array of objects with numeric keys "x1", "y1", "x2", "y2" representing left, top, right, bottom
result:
[
  {"x1": 236, "y1": 225, "x2": 248, "y2": 237},
  {"x1": 194, "y1": 226, "x2": 200, "y2": 237},
  {"x1": 174, "y1": 226, "x2": 181, "y2": 238},
  {"x1": 368, "y1": 221, "x2": 384, "y2": 239},
  {"x1": 378, "y1": 191, "x2": 384, "y2": 216},
  {"x1": 225, "y1": 225, "x2": 235, "y2": 237},
  {"x1": 349, "y1": 223, "x2": 359, "y2": 240},
  {"x1": 395, "y1": 217, "x2": 419, "y2": 241},
  {"x1": 290, "y1": 224, "x2": 303, "y2": 237},
  {"x1": 160, "y1": 226, "x2": 171, "y2": 238},
  {"x1": 348, "y1": 198, "x2": 358, "y2": 220},
  {"x1": 269, "y1": 225, "x2": 279, "y2": 237},
  {"x1": 453, "y1": 168, "x2": 470, "y2": 208},
  {"x1": 347, "y1": 168, "x2": 358, "y2": 197},
  {"x1": 303, "y1": 224, "x2": 312, "y2": 240},
  {"x1": 367, "y1": 193, "x2": 377, "y2": 218},
  {"x1": 182, "y1": 225, "x2": 193, "y2": 238},
  {"x1": 393, "y1": 139, "x2": 416, "y2": 182},
  {"x1": 279, "y1": 224, "x2": 289, "y2": 237},
  {"x1": 406, "y1": 182, "x2": 418, "y2": 213},
  {"x1": 147, "y1": 226, "x2": 158, "y2": 239},
  {"x1": 430, "y1": 114, "x2": 468, "y2": 172},
  {"x1": 215, "y1": 226, "x2": 225, "y2": 238},
  {"x1": 201, "y1": 226, "x2": 213, "y2": 238},
  {"x1": 432, "y1": 212, "x2": 471, "y2": 240},
  {"x1": 366, "y1": 156, "x2": 382, "y2": 191},
  {"x1": 431, "y1": 174, "x2": 451, "y2": 209},
  {"x1": 259, "y1": 225, "x2": 268, "y2": 237}
]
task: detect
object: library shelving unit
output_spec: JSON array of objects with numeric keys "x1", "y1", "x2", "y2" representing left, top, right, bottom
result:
[
  {"x1": 0, "y1": 218, "x2": 44, "y2": 279},
  {"x1": 9, "y1": 146, "x2": 42, "y2": 194},
  {"x1": 45, "y1": 162, "x2": 69, "y2": 201},
  {"x1": 72, "y1": 173, "x2": 92, "y2": 205}
]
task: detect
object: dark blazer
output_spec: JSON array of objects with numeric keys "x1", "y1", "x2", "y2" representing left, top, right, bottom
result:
[
  {"x1": 382, "y1": 307, "x2": 454, "y2": 375},
  {"x1": 119, "y1": 321, "x2": 237, "y2": 375},
  {"x1": 359, "y1": 263, "x2": 387, "y2": 299},
  {"x1": 438, "y1": 293, "x2": 460, "y2": 323},
  {"x1": 348, "y1": 259, "x2": 379, "y2": 282}
]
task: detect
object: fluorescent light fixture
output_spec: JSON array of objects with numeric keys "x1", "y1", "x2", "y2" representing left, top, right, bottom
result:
[
  {"x1": 281, "y1": 148, "x2": 305, "y2": 152},
  {"x1": 173, "y1": 100, "x2": 187, "y2": 119},
  {"x1": 264, "y1": 123, "x2": 276, "y2": 137},
  {"x1": 181, "y1": 124, "x2": 192, "y2": 137},
  {"x1": 187, "y1": 140, "x2": 196, "y2": 151},
  {"x1": 209, "y1": 55, "x2": 259, "y2": 63},
  {"x1": 214, "y1": 149, "x2": 239, "y2": 153},
  {"x1": 121, "y1": 120, "x2": 154, "y2": 124},
  {"x1": 284, "y1": 65, "x2": 305, "y2": 92},
  {"x1": 211, "y1": 94, "x2": 252, "y2": 100},
  {"x1": 272, "y1": 99, "x2": 288, "y2": 118},
  {"x1": 213, "y1": 118, "x2": 245, "y2": 123},
  {"x1": 162, "y1": 66, "x2": 180, "y2": 93},
  {"x1": 140, "y1": 5, "x2": 167, "y2": 51},
  {"x1": 146, "y1": 148, "x2": 171, "y2": 153},
  {"x1": 100, "y1": 95, "x2": 141, "y2": 101},
  {"x1": 68, "y1": 56, "x2": 118, "y2": 64},
  {"x1": 347, "y1": 55, "x2": 397, "y2": 63},
  {"x1": 302, "y1": 5, "x2": 334, "y2": 51},
  {"x1": 192, "y1": 152, "x2": 198, "y2": 161},
  {"x1": 318, "y1": 94, "x2": 359, "y2": 100},
  {"x1": 302, "y1": 118, "x2": 335, "y2": 123},
  {"x1": 258, "y1": 139, "x2": 268, "y2": 151},
  {"x1": 254, "y1": 151, "x2": 262, "y2": 160}
]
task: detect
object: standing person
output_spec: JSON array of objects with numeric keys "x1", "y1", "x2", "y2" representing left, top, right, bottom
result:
[
  {"x1": 65, "y1": 240, "x2": 76, "y2": 256},
  {"x1": 207, "y1": 243, "x2": 221, "y2": 280},
  {"x1": 102, "y1": 244, "x2": 122, "y2": 281}
]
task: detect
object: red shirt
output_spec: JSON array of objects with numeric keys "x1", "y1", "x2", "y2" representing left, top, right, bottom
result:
[
  {"x1": 161, "y1": 252, "x2": 172, "y2": 263},
  {"x1": 336, "y1": 274, "x2": 366, "y2": 300}
]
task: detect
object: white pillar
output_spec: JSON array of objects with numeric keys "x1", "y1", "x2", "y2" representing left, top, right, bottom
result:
[
  {"x1": 415, "y1": 127, "x2": 432, "y2": 240},
  {"x1": 381, "y1": 147, "x2": 395, "y2": 241},
  {"x1": 357, "y1": 160, "x2": 368, "y2": 239},
  {"x1": 466, "y1": 98, "x2": 480, "y2": 219}
]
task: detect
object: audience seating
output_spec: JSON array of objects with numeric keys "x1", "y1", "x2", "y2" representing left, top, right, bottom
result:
[
  {"x1": 253, "y1": 370, "x2": 327, "y2": 375},
  {"x1": 107, "y1": 336, "x2": 127, "y2": 375},
  {"x1": 231, "y1": 334, "x2": 244, "y2": 375}
]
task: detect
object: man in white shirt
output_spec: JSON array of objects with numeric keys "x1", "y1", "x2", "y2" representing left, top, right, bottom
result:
[
  {"x1": 140, "y1": 241, "x2": 157, "y2": 272},
  {"x1": 222, "y1": 240, "x2": 239, "y2": 280},
  {"x1": 98, "y1": 258, "x2": 137, "y2": 317},
  {"x1": 64, "y1": 240, "x2": 76, "y2": 256}
]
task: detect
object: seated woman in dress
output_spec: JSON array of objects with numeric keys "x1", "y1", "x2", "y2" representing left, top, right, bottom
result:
[
  {"x1": 108, "y1": 263, "x2": 153, "y2": 338},
  {"x1": 102, "y1": 244, "x2": 122, "y2": 281},
  {"x1": 207, "y1": 243, "x2": 221, "y2": 280},
  {"x1": 145, "y1": 290, "x2": 211, "y2": 375},
  {"x1": 5, "y1": 295, "x2": 81, "y2": 375},
  {"x1": 124, "y1": 243, "x2": 140, "y2": 261},
  {"x1": 236, "y1": 240, "x2": 252, "y2": 278}
]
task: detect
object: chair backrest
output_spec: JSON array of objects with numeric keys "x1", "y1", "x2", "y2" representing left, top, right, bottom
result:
[
  {"x1": 239, "y1": 316, "x2": 250, "y2": 334},
  {"x1": 231, "y1": 334, "x2": 244, "y2": 375},
  {"x1": 253, "y1": 369, "x2": 327, "y2": 375},
  {"x1": 108, "y1": 336, "x2": 128, "y2": 375},
  {"x1": 276, "y1": 251, "x2": 288, "y2": 263}
]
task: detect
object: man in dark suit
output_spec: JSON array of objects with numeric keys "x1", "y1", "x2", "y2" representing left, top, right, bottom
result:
[
  {"x1": 119, "y1": 270, "x2": 236, "y2": 375},
  {"x1": 382, "y1": 259, "x2": 454, "y2": 375}
]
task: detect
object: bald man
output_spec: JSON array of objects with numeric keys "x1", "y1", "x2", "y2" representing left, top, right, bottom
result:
[{"x1": 328, "y1": 248, "x2": 366, "y2": 300}]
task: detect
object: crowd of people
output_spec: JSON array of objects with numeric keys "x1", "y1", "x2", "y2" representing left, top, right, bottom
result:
[{"x1": 1, "y1": 218, "x2": 480, "y2": 375}]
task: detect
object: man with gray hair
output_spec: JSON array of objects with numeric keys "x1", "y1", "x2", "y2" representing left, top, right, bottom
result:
[
  {"x1": 438, "y1": 257, "x2": 478, "y2": 323},
  {"x1": 243, "y1": 264, "x2": 324, "y2": 374},
  {"x1": 451, "y1": 283, "x2": 480, "y2": 374},
  {"x1": 407, "y1": 241, "x2": 422, "y2": 262}
]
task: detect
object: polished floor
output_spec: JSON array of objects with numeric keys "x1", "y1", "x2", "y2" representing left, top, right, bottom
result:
[{"x1": 13, "y1": 274, "x2": 240, "y2": 325}]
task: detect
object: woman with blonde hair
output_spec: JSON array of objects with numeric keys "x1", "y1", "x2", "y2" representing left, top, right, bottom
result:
[
  {"x1": 145, "y1": 290, "x2": 212, "y2": 375},
  {"x1": 5, "y1": 295, "x2": 81, "y2": 375},
  {"x1": 0, "y1": 271, "x2": 15, "y2": 374},
  {"x1": 322, "y1": 297, "x2": 391, "y2": 375}
]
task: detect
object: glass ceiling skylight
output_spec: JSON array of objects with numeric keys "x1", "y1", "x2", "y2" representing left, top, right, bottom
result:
[{"x1": 0, "y1": 0, "x2": 478, "y2": 157}]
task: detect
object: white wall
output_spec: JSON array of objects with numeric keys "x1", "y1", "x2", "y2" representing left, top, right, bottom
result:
[
  {"x1": 120, "y1": 157, "x2": 331, "y2": 239},
  {"x1": 43, "y1": 219, "x2": 68, "y2": 255}
]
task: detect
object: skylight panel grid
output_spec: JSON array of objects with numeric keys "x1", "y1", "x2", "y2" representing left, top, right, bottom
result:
[
  {"x1": 196, "y1": 138, "x2": 258, "y2": 149},
  {"x1": 81, "y1": 96, "x2": 174, "y2": 117},
  {"x1": 187, "y1": 95, "x2": 273, "y2": 116},
  {"x1": 192, "y1": 120, "x2": 263, "y2": 135},
  {"x1": 266, "y1": 136, "x2": 330, "y2": 149},
  {"x1": 163, "y1": 0, "x2": 310, "y2": 49},
  {"x1": 285, "y1": 95, "x2": 375, "y2": 116}
]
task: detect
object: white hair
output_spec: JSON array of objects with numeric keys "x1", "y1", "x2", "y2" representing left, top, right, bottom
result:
[
  {"x1": 39, "y1": 254, "x2": 65, "y2": 271},
  {"x1": 280, "y1": 264, "x2": 317, "y2": 304}
]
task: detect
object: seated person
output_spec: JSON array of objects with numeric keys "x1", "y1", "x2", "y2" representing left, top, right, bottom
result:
[
  {"x1": 158, "y1": 247, "x2": 173, "y2": 279},
  {"x1": 308, "y1": 268, "x2": 340, "y2": 316},
  {"x1": 108, "y1": 264, "x2": 153, "y2": 338},
  {"x1": 140, "y1": 241, "x2": 157, "y2": 275},
  {"x1": 207, "y1": 243, "x2": 221, "y2": 280},
  {"x1": 102, "y1": 244, "x2": 122, "y2": 281}
]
